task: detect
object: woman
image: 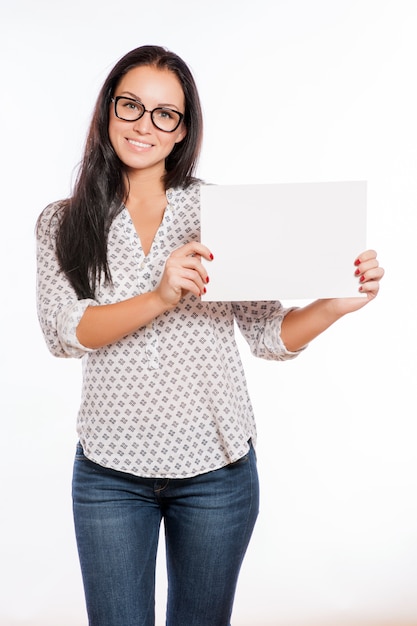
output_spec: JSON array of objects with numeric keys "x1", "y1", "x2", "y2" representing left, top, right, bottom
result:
[{"x1": 36, "y1": 45, "x2": 384, "y2": 626}]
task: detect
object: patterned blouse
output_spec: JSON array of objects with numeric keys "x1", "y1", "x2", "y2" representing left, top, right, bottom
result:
[{"x1": 36, "y1": 182, "x2": 302, "y2": 478}]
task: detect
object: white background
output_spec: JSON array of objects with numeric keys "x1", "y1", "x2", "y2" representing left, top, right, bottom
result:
[{"x1": 1, "y1": 1, "x2": 416, "y2": 625}]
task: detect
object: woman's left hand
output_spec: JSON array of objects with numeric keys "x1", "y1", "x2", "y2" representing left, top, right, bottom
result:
[
  {"x1": 329, "y1": 249, "x2": 385, "y2": 316},
  {"x1": 280, "y1": 250, "x2": 384, "y2": 351}
]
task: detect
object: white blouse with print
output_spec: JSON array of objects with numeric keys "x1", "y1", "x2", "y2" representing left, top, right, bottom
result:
[{"x1": 36, "y1": 182, "x2": 302, "y2": 478}]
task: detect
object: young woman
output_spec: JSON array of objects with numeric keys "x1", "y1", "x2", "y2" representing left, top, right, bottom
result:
[{"x1": 36, "y1": 45, "x2": 384, "y2": 626}]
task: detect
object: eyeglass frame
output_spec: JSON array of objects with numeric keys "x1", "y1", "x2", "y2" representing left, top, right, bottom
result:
[{"x1": 111, "y1": 96, "x2": 184, "y2": 133}]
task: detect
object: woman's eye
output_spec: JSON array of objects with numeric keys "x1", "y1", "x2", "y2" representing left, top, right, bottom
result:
[
  {"x1": 124, "y1": 101, "x2": 139, "y2": 111},
  {"x1": 158, "y1": 109, "x2": 174, "y2": 119}
]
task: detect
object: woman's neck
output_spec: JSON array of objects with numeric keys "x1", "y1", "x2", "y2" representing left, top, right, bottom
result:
[
  {"x1": 124, "y1": 168, "x2": 166, "y2": 204},
  {"x1": 124, "y1": 168, "x2": 167, "y2": 213}
]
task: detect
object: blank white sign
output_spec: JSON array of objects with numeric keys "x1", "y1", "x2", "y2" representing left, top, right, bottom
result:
[{"x1": 200, "y1": 181, "x2": 367, "y2": 301}]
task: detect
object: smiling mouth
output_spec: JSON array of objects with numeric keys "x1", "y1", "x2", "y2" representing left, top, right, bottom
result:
[{"x1": 127, "y1": 139, "x2": 153, "y2": 149}]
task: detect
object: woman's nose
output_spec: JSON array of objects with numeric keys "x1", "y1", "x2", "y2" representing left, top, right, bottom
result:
[{"x1": 132, "y1": 110, "x2": 153, "y2": 132}]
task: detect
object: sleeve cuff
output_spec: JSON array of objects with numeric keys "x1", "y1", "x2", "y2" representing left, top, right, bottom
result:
[
  {"x1": 264, "y1": 307, "x2": 307, "y2": 359},
  {"x1": 56, "y1": 299, "x2": 98, "y2": 358}
]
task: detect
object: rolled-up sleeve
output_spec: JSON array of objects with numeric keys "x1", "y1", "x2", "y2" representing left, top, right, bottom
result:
[
  {"x1": 36, "y1": 203, "x2": 97, "y2": 359},
  {"x1": 233, "y1": 301, "x2": 305, "y2": 361}
]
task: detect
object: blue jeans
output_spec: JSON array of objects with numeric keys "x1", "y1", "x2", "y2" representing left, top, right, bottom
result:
[{"x1": 72, "y1": 442, "x2": 259, "y2": 626}]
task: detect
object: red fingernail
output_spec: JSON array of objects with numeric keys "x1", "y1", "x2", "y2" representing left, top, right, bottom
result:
[
  {"x1": 360, "y1": 275, "x2": 365, "y2": 282},
  {"x1": 203, "y1": 287, "x2": 207, "y2": 294},
  {"x1": 355, "y1": 268, "x2": 360, "y2": 275},
  {"x1": 354, "y1": 258, "x2": 361, "y2": 266},
  {"x1": 206, "y1": 276, "x2": 210, "y2": 284},
  {"x1": 209, "y1": 253, "x2": 214, "y2": 260}
]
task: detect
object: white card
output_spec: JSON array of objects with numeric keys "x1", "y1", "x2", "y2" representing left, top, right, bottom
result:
[{"x1": 200, "y1": 181, "x2": 367, "y2": 301}]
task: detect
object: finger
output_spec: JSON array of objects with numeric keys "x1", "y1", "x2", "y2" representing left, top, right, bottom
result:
[
  {"x1": 178, "y1": 277, "x2": 206, "y2": 297},
  {"x1": 168, "y1": 253, "x2": 211, "y2": 286},
  {"x1": 355, "y1": 249, "x2": 377, "y2": 264},
  {"x1": 354, "y1": 255, "x2": 382, "y2": 280},
  {"x1": 172, "y1": 242, "x2": 214, "y2": 262},
  {"x1": 165, "y1": 261, "x2": 208, "y2": 297},
  {"x1": 359, "y1": 279, "x2": 380, "y2": 298},
  {"x1": 355, "y1": 262, "x2": 378, "y2": 279},
  {"x1": 180, "y1": 267, "x2": 209, "y2": 293},
  {"x1": 358, "y1": 268, "x2": 384, "y2": 295},
  {"x1": 356, "y1": 266, "x2": 384, "y2": 284}
]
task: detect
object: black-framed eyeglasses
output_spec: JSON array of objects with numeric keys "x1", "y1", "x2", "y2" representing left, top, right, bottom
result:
[{"x1": 111, "y1": 96, "x2": 184, "y2": 132}]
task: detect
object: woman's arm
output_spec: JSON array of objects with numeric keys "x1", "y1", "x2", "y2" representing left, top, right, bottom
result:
[
  {"x1": 76, "y1": 242, "x2": 213, "y2": 349},
  {"x1": 280, "y1": 250, "x2": 384, "y2": 352}
]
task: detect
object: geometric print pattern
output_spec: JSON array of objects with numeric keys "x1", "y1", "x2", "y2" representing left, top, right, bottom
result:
[{"x1": 36, "y1": 182, "x2": 301, "y2": 478}]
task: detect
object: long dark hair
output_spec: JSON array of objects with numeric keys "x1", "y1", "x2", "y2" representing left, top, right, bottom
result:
[{"x1": 48, "y1": 45, "x2": 203, "y2": 299}]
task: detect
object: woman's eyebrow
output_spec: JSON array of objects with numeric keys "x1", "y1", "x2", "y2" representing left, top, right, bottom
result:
[
  {"x1": 119, "y1": 90, "x2": 141, "y2": 100},
  {"x1": 119, "y1": 90, "x2": 180, "y2": 110}
]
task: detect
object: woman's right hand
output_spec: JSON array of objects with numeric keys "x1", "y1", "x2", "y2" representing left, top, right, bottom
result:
[
  {"x1": 155, "y1": 242, "x2": 214, "y2": 309},
  {"x1": 76, "y1": 242, "x2": 214, "y2": 350}
]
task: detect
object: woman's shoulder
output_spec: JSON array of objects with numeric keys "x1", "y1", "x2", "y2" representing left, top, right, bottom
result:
[
  {"x1": 168, "y1": 178, "x2": 214, "y2": 205},
  {"x1": 36, "y1": 198, "x2": 68, "y2": 238}
]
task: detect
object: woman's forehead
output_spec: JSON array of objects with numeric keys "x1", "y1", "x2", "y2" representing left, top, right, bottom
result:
[{"x1": 116, "y1": 65, "x2": 185, "y2": 107}]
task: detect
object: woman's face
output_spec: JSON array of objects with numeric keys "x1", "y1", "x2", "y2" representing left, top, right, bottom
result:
[{"x1": 109, "y1": 65, "x2": 187, "y2": 179}]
